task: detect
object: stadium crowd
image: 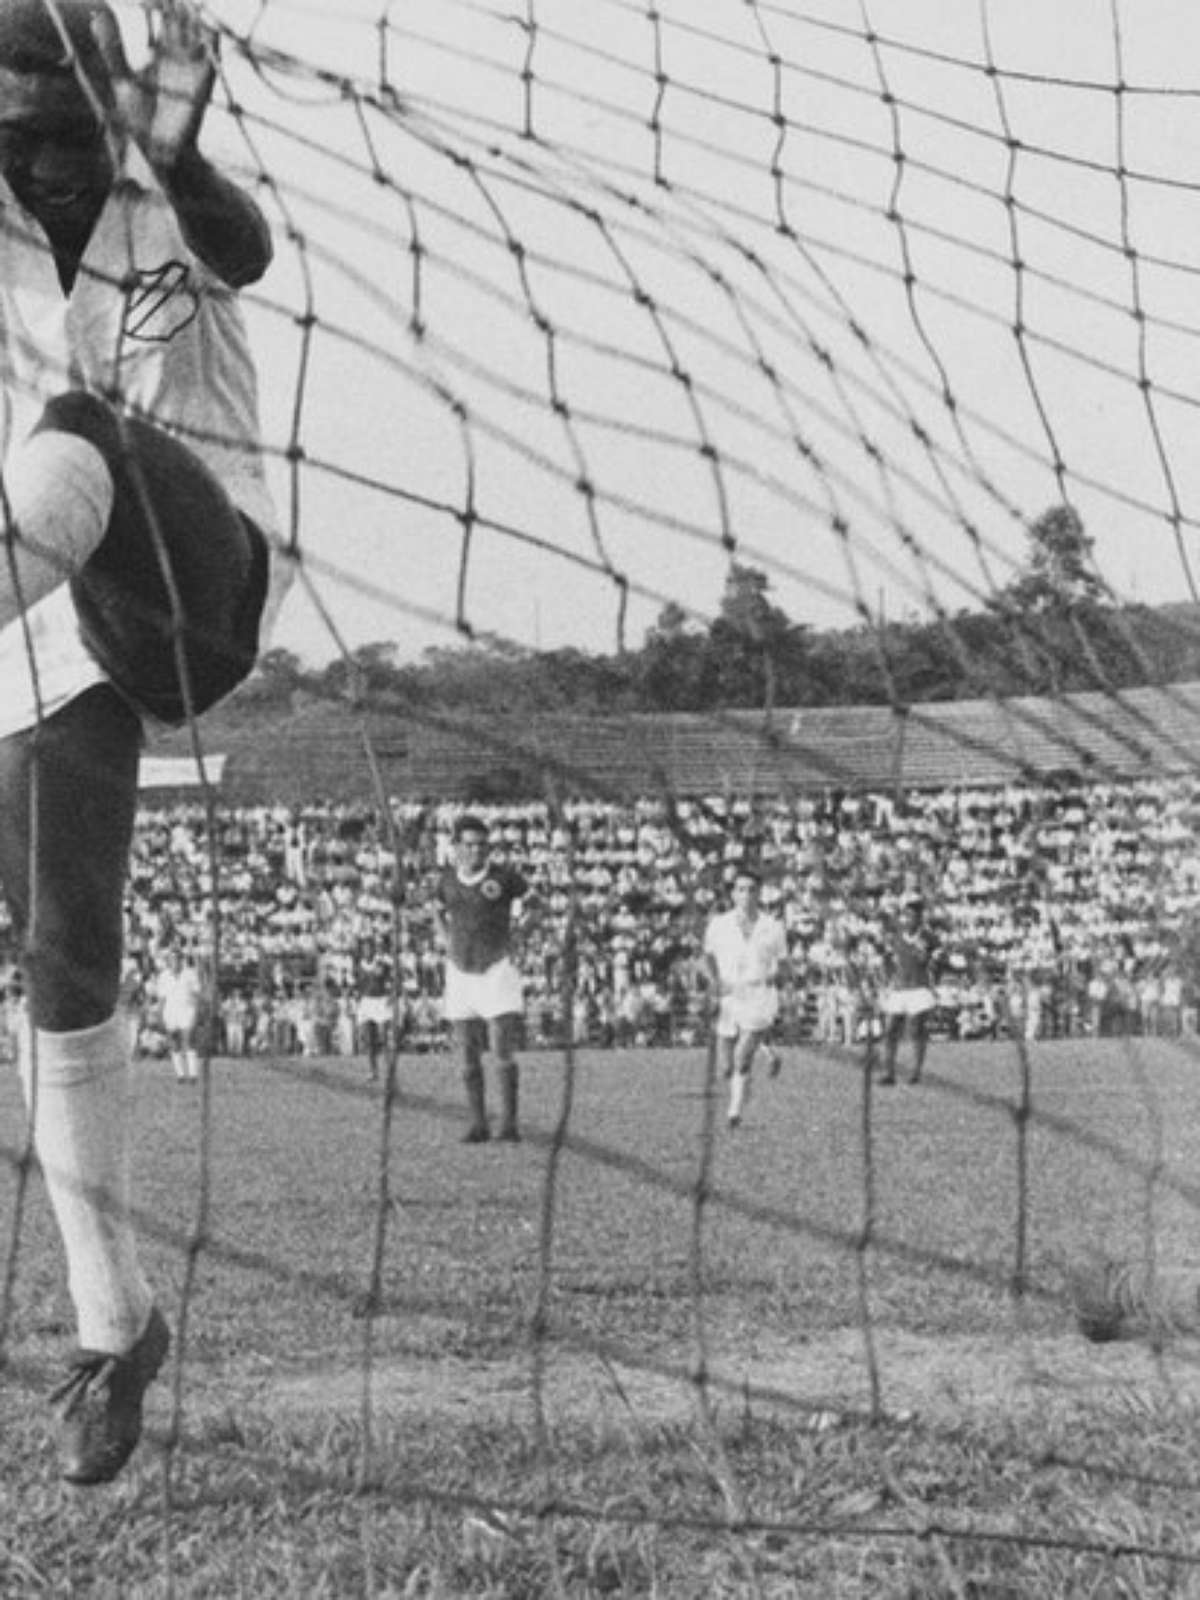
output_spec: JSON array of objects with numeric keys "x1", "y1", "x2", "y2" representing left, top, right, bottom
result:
[{"x1": 3, "y1": 774, "x2": 1199, "y2": 1061}]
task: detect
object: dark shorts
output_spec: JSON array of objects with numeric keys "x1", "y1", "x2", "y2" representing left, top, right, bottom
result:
[
  {"x1": 41, "y1": 393, "x2": 269, "y2": 725},
  {"x1": 0, "y1": 683, "x2": 141, "y2": 1027}
]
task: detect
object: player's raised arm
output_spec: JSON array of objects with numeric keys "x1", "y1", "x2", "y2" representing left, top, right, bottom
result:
[{"x1": 91, "y1": 1, "x2": 271, "y2": 288}]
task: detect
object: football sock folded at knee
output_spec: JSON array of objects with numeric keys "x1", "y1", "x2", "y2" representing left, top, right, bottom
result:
[
  {"x1": 19, "y1": 1013, "x2": 154, "y2": 1353},
  {"x1": 0, "y1": 432, "x2": 114, "y2": 629}
]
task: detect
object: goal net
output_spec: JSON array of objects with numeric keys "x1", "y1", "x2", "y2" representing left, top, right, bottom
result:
[{"x1": 3, "y1": 1, "x2": 1200, "y2": 1591}]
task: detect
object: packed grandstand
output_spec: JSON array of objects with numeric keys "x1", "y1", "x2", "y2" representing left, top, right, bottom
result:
[{"x1": 4, "y1": 683, "x2": 1199, "y2": 1062}]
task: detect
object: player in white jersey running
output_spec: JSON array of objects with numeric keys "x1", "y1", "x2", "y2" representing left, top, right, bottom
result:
[
  {"x1": 703, "y1": 866, "x2": 794, "y2": 1129},
  {"x1": 0, "y1": 0, "x2": 284, "y2": 1486},
  {"x1": 435, "y1": 813, "x2": 531, "y2": 1143}
]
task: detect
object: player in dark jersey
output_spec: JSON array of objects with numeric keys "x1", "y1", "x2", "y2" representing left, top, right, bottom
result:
[
  {"x1": 878, "y1": 901, "x2": 940, "y2": 1085},
  {"x1": 355, "y1": 938, "x2": 392, "y2": 1081},
  {"x1": 435, "y1": 814, "x2": 530, "y2": 1142}
]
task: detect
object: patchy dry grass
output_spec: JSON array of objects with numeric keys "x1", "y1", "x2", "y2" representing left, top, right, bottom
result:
[{"x1": 4, "y1": 1036, "x2": 1200, "y2": 1594}]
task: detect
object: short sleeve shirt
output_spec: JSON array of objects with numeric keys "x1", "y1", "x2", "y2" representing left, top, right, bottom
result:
[
  {"x1": 889, "y1": 930, "x2": 935, "y2": 988},
  {"x1": 358, "y1": 952, "x2": 391, "y2": 998},
  {"x1": 0, "y1": 143, "x2": 283, "y2": 740},
  {"x1": 158, "y1": 965, "x2": 202, "y2": 1021},
  {"x1": 703, "y1": 909, "x2": 787, "y2": 988},
  {"x1": 438, "y1": 862, "x2": 528, "y2": 974}
]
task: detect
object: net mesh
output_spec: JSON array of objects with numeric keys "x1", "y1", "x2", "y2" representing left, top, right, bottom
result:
[
  {"x1": 221, "y1": 0, "x2": 1200, "y2": 658},
  {"x1": 3, "y1": 1, "x2": 1200, "y2": 1591}
]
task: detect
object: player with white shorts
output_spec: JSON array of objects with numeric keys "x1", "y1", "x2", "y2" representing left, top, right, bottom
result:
[
  {"x1": 703, "y1": 866, "x2": 793, "y2": 1129},
  {"x1": 355, "y1": 940, "x2": 394, "y2": 1081},
  {"x1": 156, "y1": 948, "x2": 203, "y2": 1083},
  {"x1": 878, "y1": 902, "x2": 939, "y2": 1085},
  {"x1": 436, "y1": 814, "x2": 531, "y2": 1143}
]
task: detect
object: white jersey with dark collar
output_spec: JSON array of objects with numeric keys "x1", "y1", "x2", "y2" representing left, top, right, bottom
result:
[{"x1": 704, "y1": 908, "x2": 787, "y2": 988}]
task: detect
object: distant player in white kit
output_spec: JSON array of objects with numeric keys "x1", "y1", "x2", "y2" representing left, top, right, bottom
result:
[
  {"x1": 435, "y1": 814, "x2": 530, "y2": 1143},
  {"x1": 155, "y1": 946, "x2": 202, "y2": 1083},
  {"x1": 703, "y1": 866, "x2": 793, "y2": 1129}
]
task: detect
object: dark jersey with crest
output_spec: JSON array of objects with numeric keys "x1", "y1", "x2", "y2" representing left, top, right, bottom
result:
[{"x1": 437, "y1": 862, "x2": 528, "y2": 973}]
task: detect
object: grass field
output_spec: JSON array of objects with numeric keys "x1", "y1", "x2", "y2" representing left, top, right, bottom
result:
[{"x1": 4, "y1": 1034, "x2": 1200, "y2": 1596}]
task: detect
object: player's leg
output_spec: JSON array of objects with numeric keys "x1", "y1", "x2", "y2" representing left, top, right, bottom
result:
[
  {"x1": 457, "y1": 1019, "x2": 490, "y2": 1142},
  {"x1": 168, "y1": 1025, "x2": 187, "y2": 1083},
  {"x1": 0, "y1": 684, "x2": 168, "y2": 1484},
  {"x1": 4, "y1": 391, "x2": 268, "y2": 724},
  {"x1": 717, "y1": 1030, "x2": 736, "y2": 1079},
  {"x1": 727, "y1": 1028, "x2": 760, "y2": 1129},
  {"x1": 708, "y1": 991, "x2": 746, "y2": 1125},
  {"x1": 879, "y1": 1009, "x2": 902, "y2": 1085},
  {"x1": 908, "y1": 1009, "x2": 929, "y2": 1084},
  {"x1": 489, "y1": 1012, "x2": 521, "y2": 1143},
  {"x1": 362, "y1": 1017, "x2": 380, "y2": 1081},
  {"x1": 444, "y1": 962, "x2": 492, "y2": 1141},
  {"x1": 479, "y1": 960, "x2": 525, "y2": 1142},
  {"x1": 182, "y1": 1021, "x2": 200, "y2": 1083},
  {"x1": 0, "y1": 407, "x2": 114, "y2": 629},
  {"x1": 765, "y1": 1020, "x2": 784, "y2": 1078}
]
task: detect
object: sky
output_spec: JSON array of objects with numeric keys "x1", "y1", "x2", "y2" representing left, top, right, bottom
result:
[{"x1": 136, "y1": 0, "x2": 1200, "y2": 666}]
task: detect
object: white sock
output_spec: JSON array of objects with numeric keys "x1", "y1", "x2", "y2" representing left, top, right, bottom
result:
[
  {"x1": 729, "y1": 1068, "x2": 750, "y2": 1121},
  {"x1": 184, "y1": 1049, "x2": 199, "y2": 1081},
  {"x1": 20, "y1": 1015, "x2": 154, "y2": 1353},
  {"x1": 171, "y1": 1050, "x2": 186, "y2": 1080},
  {"x1": 0, "y1": 431, "x2": 114, "y2": 629}
]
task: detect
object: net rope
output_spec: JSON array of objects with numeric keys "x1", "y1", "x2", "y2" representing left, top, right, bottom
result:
[{"x1": 3, "y1": 1, "x2": 1200, "y2": 1590}]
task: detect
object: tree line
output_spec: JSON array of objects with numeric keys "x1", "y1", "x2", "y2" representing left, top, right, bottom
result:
[{"x1": 236, "y1": 507, "x2": 1200, "y2": 719}]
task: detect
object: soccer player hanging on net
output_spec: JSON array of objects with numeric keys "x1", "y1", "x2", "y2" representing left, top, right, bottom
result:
[{"x1": 0, "y1": 0, "x2": 284, "y2": 1485}]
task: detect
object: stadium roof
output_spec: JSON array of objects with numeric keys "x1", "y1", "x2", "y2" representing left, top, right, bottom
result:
[{"x1": 143, "y1": 682, "x2": 1200, "y2": 804}]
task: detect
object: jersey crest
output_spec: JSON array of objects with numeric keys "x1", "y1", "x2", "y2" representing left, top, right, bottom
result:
[{"x1": 122, "y1": 261, "x2": 200, "y2": 344}]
